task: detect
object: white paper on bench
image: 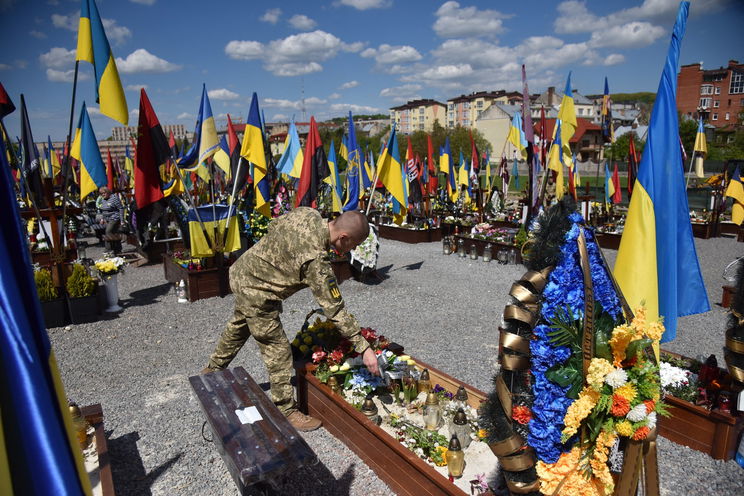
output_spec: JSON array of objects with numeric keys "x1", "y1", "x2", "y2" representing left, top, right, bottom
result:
[{"x1": 235, "y1": 406, "x2": 263, "y2": 424}]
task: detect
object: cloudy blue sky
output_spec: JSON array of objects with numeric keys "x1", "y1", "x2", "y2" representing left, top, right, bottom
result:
[{"x1": 0, "y1": 0, "x2": 740, "y2": 141}]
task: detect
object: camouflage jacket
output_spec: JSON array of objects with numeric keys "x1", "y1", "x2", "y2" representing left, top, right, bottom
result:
[{"x1": 230, "y1": 207, "x2": 369, "y2": 354}]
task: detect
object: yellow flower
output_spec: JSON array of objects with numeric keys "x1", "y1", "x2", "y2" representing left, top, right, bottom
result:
[
  {"x1": 299, "y1": 345, "x2": 309, "y2": 354},
  {"x1": 291, "y1": 338, "x2": 300, "y2": 347},
  {"x1": 615, "y1": 420, "x2": 634, "y2": 437},
  {"x1": 407, "y1": 360, "x2": 416, "y2": 366},
  {"x1": 646, "y1": 321, "x2": 665, "y2": 341},
  {"x1": 562, "y1": 388, "x2": 600, "y2": 439},
  {"x1": 340, "y1": 363, "x2": 350, "y2": 371},
  {"x1": 398, "y1": 355, "x2": 411, "y2": 361},
  {"x1": 303, "y1": 336, "x2": 313, "y2": 345},
  {"x1": 609, "y1": 324, "x2": 634, "y2": 366},
  {"x1": 615, "y1": 383, "x2": 637, "y2": 402},
  {"x1": 434, "y1": 446, "x2": 448, "y2": 466},
  {"x1": 631, "y1": 307, "x2": 647, "y2": 334},
  {"x1": 477, "y1": 429, "x2": 488, "y2": 439},
  {"x1": 587, "y1": 358, "x2": 614, "y2": 390},
  {"x1": 590, "y1": 431, "x2": 617, "y2": 493},
  {"x1": 329, "y1": 365, "x2": 339, "y2": 372}
]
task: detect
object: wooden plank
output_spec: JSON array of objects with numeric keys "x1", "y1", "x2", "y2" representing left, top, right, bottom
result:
[{"x1": 80, "y1": 404, "x2": 114, "y2": 496}]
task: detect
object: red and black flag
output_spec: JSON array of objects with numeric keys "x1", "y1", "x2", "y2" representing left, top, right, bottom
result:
[
  {"x1": 296, "y1": 117, "x2": 329, "y2": 208},
  {"x1": 227, "y1": 114, "x2": 248, "y2": 194},
  {"x1": 426, "y1": 134, "x2": 437, "y2": 195},
  {"x1": 168, "y1": 129, "x2": 178, "y2": 158},
  {"x1": 0, "y1": 81, "x2": 15, "y2": 119},
  {"x1": 134, "y1": 88, "x2": 169, "y2": 209},
  {"x1": 627, "y1": 133, "x2": 638, "y2": 197},
  {"x1": 19, "y1": 94, "x2": 45, "y2": 207}
]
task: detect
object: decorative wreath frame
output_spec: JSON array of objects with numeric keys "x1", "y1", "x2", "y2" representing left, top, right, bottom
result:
[{"x1": 480, "y1": 199, "x2": 660, "y2": 496}]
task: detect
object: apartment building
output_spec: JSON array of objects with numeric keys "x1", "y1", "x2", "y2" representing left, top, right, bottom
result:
[
  {"x1": 389, "y1": 99, "x2": 446, "y2": 134},
  {"x1": 677, "y1": 59, "x2": 743, "y2": 128}
]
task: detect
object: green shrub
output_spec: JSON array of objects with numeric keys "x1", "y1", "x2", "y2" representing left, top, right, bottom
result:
[
  {"x1": 34, "y1": 268, "x2": 58, "y2": 301},
  {"x1": 66, "y1": 264, "x2": 97, "y2": 298}
]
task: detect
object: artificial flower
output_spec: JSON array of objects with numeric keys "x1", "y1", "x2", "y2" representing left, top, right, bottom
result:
[
  {"x1": 329, "y1": 365, "x2": 339, "y2": 372},
  {"x1": 646, "y1": 412, "x2": 658, "y2": 430},
  {"x1": 630, "y1": 307, "x2": 647, "y2": 335},
  {"x1": 644, "y1": 399, "x2": 656, "y2": 414},
  {"x1": 609, "y1": 324, "x2": 634, "y2": 367},
  {"x1": 605, "y1": 368, "x2": 628, "y2": 388},
  {"x1": 562, "y1": 388, "x2": 600, "y2": 440},
  {"x1": 340, "y1": 362, "x2": 350, "y2": 371},
  {"x1": 512, "y1": 405, "x2": 532, "y2": 425},
  {"x1": 615, "y1": 383, "x2": 637, "y2": 402},
  {"x1": 632, "y1": 426, "x2": 651, "y2": 441},
  {"x1": 303, "y1": 336, "x2": 313, "y2": 345},
  {"x1": 615, "y1": 420, "x2": 634, "y2": 437},
  {"x1": 311, "y1": 350, "x2": 327, "y2": 363},
  {"x1": 299, "y1": 345, "x2": 309, "y2": 354},
  {"x1": 610, "y1": 395, "x2": 631, "y2": 417},
  {"x1": 587, "y1": 358, "x2": 614, "y2": 390},
  {"x1": 646, "y1": 321, "x2": 665, "y2": 341},
  {"x1": 626, "y1": 403, "x2": 648, "y2": 422}
]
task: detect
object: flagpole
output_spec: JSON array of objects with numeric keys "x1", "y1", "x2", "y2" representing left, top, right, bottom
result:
[
  {"x1": 220, "y1": 156, "x2": 245, "y2": 251},
  {"x1": 685, "y1": 153, "x2": 696, "y2": 189},
  {"x1": 170, "y1": 159, "x2": 214, "y2": 252},
  {"x1": 364, "y1": 165, "x2": 381, "y2": 217},
  {"x1": 59, "y1": 60, "x2": 81, "y2": 252}
]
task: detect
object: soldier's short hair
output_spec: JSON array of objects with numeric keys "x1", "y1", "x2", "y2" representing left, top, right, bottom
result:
[{"x1": 334, "y1": 211, "x2": 369, "y2": 242}]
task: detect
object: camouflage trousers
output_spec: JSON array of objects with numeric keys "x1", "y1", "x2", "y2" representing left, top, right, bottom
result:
[{"x1": 207, "y1": 285, "x2": 296, "y2": 415}]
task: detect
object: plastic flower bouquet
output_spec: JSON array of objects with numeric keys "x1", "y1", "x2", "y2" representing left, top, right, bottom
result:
[{"x1": 94, "y1": 256, "x2": 126, "y2": 279}]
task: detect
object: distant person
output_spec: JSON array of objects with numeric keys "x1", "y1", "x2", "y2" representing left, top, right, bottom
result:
[
  {"x1": 98, "y1": 186, "x2": 124, "y2": 254},
  {"x1": 202, "y1": 208, "x2": 377, "y2": 432}
]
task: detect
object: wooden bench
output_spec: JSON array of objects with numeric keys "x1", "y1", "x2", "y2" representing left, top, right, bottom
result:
[{"x1": 189, "y1": 367, "x2": 317, "y2": 494}]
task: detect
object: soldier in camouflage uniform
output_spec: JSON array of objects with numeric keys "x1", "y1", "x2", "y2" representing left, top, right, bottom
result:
[{"x1": 203, "y1": 207, "x2": 377, "y2": 431}]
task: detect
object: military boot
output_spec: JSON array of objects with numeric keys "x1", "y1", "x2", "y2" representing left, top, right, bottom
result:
[{"x1": 286, "y1": 411, "x2": 322, "y2": 432}]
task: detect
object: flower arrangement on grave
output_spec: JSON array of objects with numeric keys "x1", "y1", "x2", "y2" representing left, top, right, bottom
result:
[
  {"x1": 272, "y1": 183, "x2": 291, "y2": 217},
  {"x1": 469, "y1": 223, "x2": 510, "y2": 243},
  {"x1": 34, "y1": 267, "x2": 58, "y2": 301},
  {"x1": 94, "y1": 256, "x2": 126, "y2": 279},
  {"x1": 66, "y1": 264, "x2": 97, "y2": 298},
  {"x1": 659, "y1": 356, "x2": 699, "y2": 403},
  {"x1": 350, "y1": 227, "x2": 379, "y2": 273},
  {"x1": 248, "y1": 211, "x2": 271, "y2": 243},
  {"x1": 479, "y1": 197, "x2": 667, "y2": 496}
]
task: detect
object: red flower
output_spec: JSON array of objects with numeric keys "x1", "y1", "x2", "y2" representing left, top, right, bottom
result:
[
  {"x1": 512, "y1": 405, "x2": 532, "y2": 425},
  {"x1": 311, "y1": 350, "x2": 327, "y2": 364},
  {"x1": 632, "y1": 426, "x2": 650, "y2": 440},
  {"x1": 361, "y1": 327, "x2": 378, "y2": 341},
  {"x1": 610, "y1": 394, "x2": 631, "y2": 417},
  {"x1": 329, "y1": 349, "x2": 345, "y2": 364}
]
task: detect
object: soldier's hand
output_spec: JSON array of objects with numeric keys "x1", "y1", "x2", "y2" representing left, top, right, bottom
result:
[{"x1": 362, "y1": 348, "x2": 379, "y2": 376}]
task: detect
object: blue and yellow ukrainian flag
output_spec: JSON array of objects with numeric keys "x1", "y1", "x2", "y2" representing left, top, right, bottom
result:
[
  {"x1": 213, "y1": 135, "x2": 231, "y2": 178},
  {"x1": 187, "y1": 204, "x2": 240, "y2": 257},
  {"x1": 0, "y1": 143, "x2": 93, "y2": 495},
  {"x1": 76, "y1": 0, "x2": 127, "y2": 125},
  {"x1": 693, "y1": 118, "x2": 707, "y2": 178},
  {"x1": 725, "y1": 166, "x2": 744, "y2": 225},
  {"x1": 547, "y1": 119, "x2": 565, "y2": 199},
  {"x1": 441, "y1": 137, "x2": 457, "y2": 202},
  {"x1": 47, "y1": 136, "x2": 61, "y2": 178},
  {"x1": 458, "y1": 150, "x2": 471, "y2": 203},
  {"x1": 615, "y1": 2, "x2": 708, "y2": 343},
  {"x1": 241, "y1": 93, "x2": 270, "y2": 217},
  {"x1": 124, "y1": 144, "x2": 134, "y2": 189},
  {"x1": 377, "y1": 127, "x2": 407, "y2": 224},
  {"x1": 178, "y1": 85, "x2": 218, "y2": 184},
  {"x1": 71, "y1": 102, "x2": 107, "y2": 201},
  {"x1": 604, "y1": 161, "x2": 615, "y2": 204},
  {"x1": 507, "y1": 111, "x2": 527, "y2": 159},
  {"x1": 557, "y1": 73, "x2": 577, "y2": 148},
  {"x1": 324, "y1": 141, "x2": 343, "y2": 213},
  {"x1": 276, "y1": 119, "x2": 304, "y2": 178}
]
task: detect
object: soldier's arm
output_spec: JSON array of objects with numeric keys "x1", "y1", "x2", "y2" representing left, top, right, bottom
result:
[{"x1": 302, "y1": 256, "x2": 370, "y2": 355}]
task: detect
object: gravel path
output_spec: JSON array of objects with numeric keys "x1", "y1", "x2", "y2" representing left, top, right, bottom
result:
[{"x1": 50, "y1": 233, "x2": 744, "y2": 496}]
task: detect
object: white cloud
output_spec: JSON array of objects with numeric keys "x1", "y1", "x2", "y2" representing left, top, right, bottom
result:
[
  {"x1": 433, "y1": 39, "x2": 515, "y2": 68},
  {"x1": 177, "y1": 112, "x2": 193, "y2": 120},
  {"x1": 361, "y1": 44, "x2": 422, "y2": 65},
  {"x1": 0, "y1": 63, "x2": 12, "y2": 71},
  {"x1": 379, "y1": 84, "x2": 422, "y2": 98},
  {"x1": 328, "y1": 92, "x2": 342, "y2": 99},
  {"x1": 329, "y1": 103, "x2": 380, "y2": 113},
  {"x1": 46, "y1": 68, "x2": 89, "y2": 83},
  {"x1": 272, "y1": 113, "x2": 289, "y2": 121},
  {"x1": 14, "y1": 59, "x2": 27, "y2": 69},
  {"x1": 225, "y1": 40, "x2": 263, "y2": 60},
  {"x1": 51, "y1": 12, "x2": 130, "y2": 45},
  {"x1": 416, "y1": 64, "x2": 474, "y2": 81},
  {"x1": 260, "y1": 8, "x2": 281, "y2": 24},
  {"x1": 86, "y1": 106, "x2": 102, "y2": 116},
  {"x1": 337, "y1": 0, "x2": 391, "y2": 10},
  {"x1": 433, "y1": 1, "x2": 509, "y2": 38},
  {"x1": 125, "y1": 84, "x2": 148, "y2": 91},
  {"x1": 603, "y1": 53, "x2": 625, "y2": 66},
  {"x1": 208, "y1": 88, "x2": 240, "y2": 100},
  {"x1": 51, "y1": 12, "x2": 77, "y2": 31},
  {"x1": 588, "y1": 22, "x2": 665, "y2": 49},
  {"x1": 29, "y1": 30, "x2": 46, "y2": 39},
  {"x1": 263, "y1": 96, "x2": 327, "y2": 110},
  {"x1": 226, "y1": 30, "x2": 361, "y2": 77},
  {"x1": 521, "y1": 41, "x2": 594, "y2": 71},
  {"x1": 130, "y1": 0, "x2": 156, "y2": 5},
  {"x1": 130, "y1": 108, "x2": 140, "y2": 118},
  {"x1": 115, "y1": 49, "x2": 181, "y2": 73},
  {"x1": 101, "y1": 18, "x2": 131, "y2": 45},
  {"x1": 339, "y1": 80, "x2": 359, "y2": 90},
  {"x1": 289, "y1": 14, "x2": 317, "y2": 31},
  {"x1": 39, "y1": 47, "x2": 75, "y2": 69}
]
